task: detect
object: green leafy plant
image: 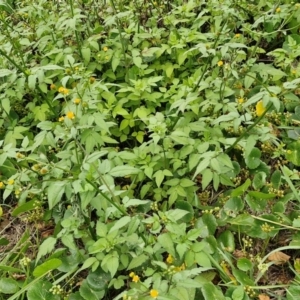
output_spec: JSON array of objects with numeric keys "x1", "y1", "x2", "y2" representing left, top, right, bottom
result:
[{"x1": 1, "y1": 0, "x2": 300, "y2": 299}]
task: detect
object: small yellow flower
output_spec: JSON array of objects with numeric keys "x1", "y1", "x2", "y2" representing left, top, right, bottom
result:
[
  {"x1": 58, "y1": 87, "x2": 69, "y2": 95},
  {"x1": 217, "y1": 60, "x2": 224, "y2": 67},
  {"x1": 150, "y1": 289, "x2": 159, "y2": 298},
  {"x1": 132, "y1": 275, "x2": 139, "y2": 283},
  {"x1": 105, "y1": 56, "x2": 109, "y2": 60},
  {"x1": 237, "y1": 97, "x2": 245, "y2": 104},
  {"x1": 292, "y1": 69, "x2": 297, "y2": 74},
  {"x1": 50, "y1": 84, "x2": 56, "y2": 90},
  {"x1": 58, "y1": 116, "x2": 65, "y2": 122},
  {"x1": 73, "y1": 98, "x2": 81, "y2": 105},
  {"x1": 276, "y1": 7, "x2": 281, "y2": 13},
  {"x1": 166, "y1": 254, "x2": 174, "y2": 264},
  {"x1": 66, "y1": 111, "x2": 75, "y2": 120},
  {"x1": 234, "y1": 33, "x2": 241, "y2": 38},
  {"x1": 89, "y1": 77, "x2": 96, "y2": 84},
  {"x1": 0, "y1": 182, "x2": 4, "y2": 188},
  {"x1": 103, "y1": 46, "x2": 108, "y2": 52},
  {"x1": 256, "y1": 100, "x2": 266, "y2": 117},
  {"x1": 15, "y1": 189, "x2": 21, "y2": 195},
  {"x1": 7, "y1": 179, "x2": 14, "y2": 185},
  {"x1": 129, "y1": 272, "x2": 135, "y2": 278}
]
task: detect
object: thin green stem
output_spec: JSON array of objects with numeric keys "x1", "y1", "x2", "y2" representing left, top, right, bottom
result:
[{"x1": 109, "y1": 0, "x2": 129, "y2": 81}]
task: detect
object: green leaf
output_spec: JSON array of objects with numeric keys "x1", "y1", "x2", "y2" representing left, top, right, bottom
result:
[
  {"x1": 217, "y1": 230, "x2": 235, "y2": 252},
  {"x1": 11, "y1": 199, "x2": 37, "y2": 216},
  {"x1": 101, "y1": 252, "x2": 119, "y2": 277},
  {"x1": 0, "y1": 278, "x2": 19, "y2": 294},
  {"x1": 158, "y1": 233, "x2": 175, "y2": 257},
  {"x1": 286, "y1": 141, "x2": 300, "y2": 166},
  {"x1": 87, "y1": 268, "x2": 111, "y2": 291},
  {"x1": 248, "y1": 191, "x2": 276, "y2": 199},
  {"x1": 33, "y1": 259, "x2": 62, "y2": 278},
  {"x1": 155, "y1": 170, "x2": 164, "y2": 187},
  {"x1": 232, "y1": 286, "x2": 245, "y2": 300},
  {"x1": 193, "y1": 159, "x2": 210, "y2": 180},
  {"x1": 109, "y1": 216, "x2": 131, "y2": 233},
  {"x1": 271, "y1": 170, "x2": 281, "y2": 189},
  {"x1": 232, "y1": 269, "x2": 254, "y2": 286},
  {"x1": 80, "y1": 279, "x2": 105, "y2": 300},
  {"x1": 0, "y1": 69, "x2": 13, "y2": 77},
  {"x1": 252, "y1": 172, "x2": 266, "y2": 190},
  {"x1": 82, "y1": 47, "x2": 91, "y2": 65},
  {"x1": 245, "y1": 147, "x2": 261, "y2": 169},
  {"x1": 201, "y1": 282, "x2": 225, "y2": 300},
  {"x1": 201, "y1": 169, "x2": 213, "y2": 190},
  {"x1": 237, "y1": 258, "x2": 252, "y2": 272},
  {"x1": 175, "y1": 201, "x2": 194, "y2": 222},
  {"x1": 231, "y1": 179, "x2": 251, "y2": 197},
  {"x1": 36, "y1": 237, "x2": 57, "y2": 263},
  {"x1": 127, "y1": 254, "x2": 149, "y2": 270},
  {"x1": 109, "y1": 165, "x2": 140, "y2": 177},
  {"x1": 47, "y1": 181, "x2": 65, "y2": 210},
  {"x1": 27, "y1": 280, "x2": 59, "y2": 300}
]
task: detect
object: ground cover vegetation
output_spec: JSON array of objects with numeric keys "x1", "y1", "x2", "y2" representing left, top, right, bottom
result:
[{"x1": 0, "y1": 0, "x2": 300, "y2": 299}]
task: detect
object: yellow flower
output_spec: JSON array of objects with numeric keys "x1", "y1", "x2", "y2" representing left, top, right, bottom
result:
[
  {"x1": 276, "y1": 7, "x2": 281, "y2": 13},
  {"x1": 217, "y1": 60, "x2": 224, "y2": 67},
  {"x1": 58, "y1": 87, "x2": 69, "y2": 95},
  {"x1": 150, "y1": 289, "x2": 159, "y2": 298},
  {"x1": 7, "y1": 179, "x2": 14, "y2": 185},
  {"x1": 0, "y1": 182, "x2": 4, "y2": 188},
  {"x1": 74, "y1": 98, "x2": 81, "y2": 105},
  {"x1": 292, "y1": 69, "x2": 297, "y2": 74},
  {"x1": 89, "y1": 77, "x2": 96, "y2": 84},
  {"x1": 103, "y1": 46, "x2": 108, "y2": 52},
  {"x1": 166, "y1": 254, "x2": 174, "y2": 264},
  {"x1": 105, "y1": 56, "x2": 109, "y2": 60},
  {"x1": 237, "y1": 97, "x2": 245, "y2": 104},
  {"x1": 129, "y1": 272, "x2": 135, "y2": 278},
  {"x1": 66, "y1": 111, "x2": 75, "y2": 119},
  {"x1": 132, "y1": 275, "x2": 139, "y2": 283},
  {"x1": 234, "y1": 33, "x2": 241, "y2": 38},
  {"x1": 58, "y1": 116, "x2": 65, "y2": 122},
  {"x1": 256, "y1": 100, "x2": 266, "y2": 117}
]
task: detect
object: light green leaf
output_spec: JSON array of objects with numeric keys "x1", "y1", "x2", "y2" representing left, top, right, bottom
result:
[
  {"x1": 127, "y1": 254, "x2": 149, "y2": 270},
  {"x1": 109, "y1": 216, "x2": 131, "y2": 233},
  {"x1": 47, "y1": 181, "x2": 65, "y2": 209},
  {"x1": 36, "y1": 237, "x2": 57, "y2": 263},
  {"x1": 33, "y1": 259, "x2": 62, "y2": 278},
  {"x1": 109, "y1": 165, "x2": 140, "y2": 177},
  {"x1": 0, "y1": 278, "x2": 19, "y2": 294}
]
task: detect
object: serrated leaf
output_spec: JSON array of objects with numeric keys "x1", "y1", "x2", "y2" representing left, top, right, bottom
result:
[
  {"x1": 36, "y1": 237, "x2": 57, "y2": 263},
  {"x1": 127, "y1": 254, "x2": 149, "y2": 270},
  {"x1": 109, "y1": 216, "x2": 131, "y2": 233},
  {"x1": 47, "y1": 181, "x2": 66, "y2": 210}
]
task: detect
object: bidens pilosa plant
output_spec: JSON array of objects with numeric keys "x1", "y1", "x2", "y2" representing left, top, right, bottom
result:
[{"x1": 0, "y1": 0, "x2": 300, "y2": 299}]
